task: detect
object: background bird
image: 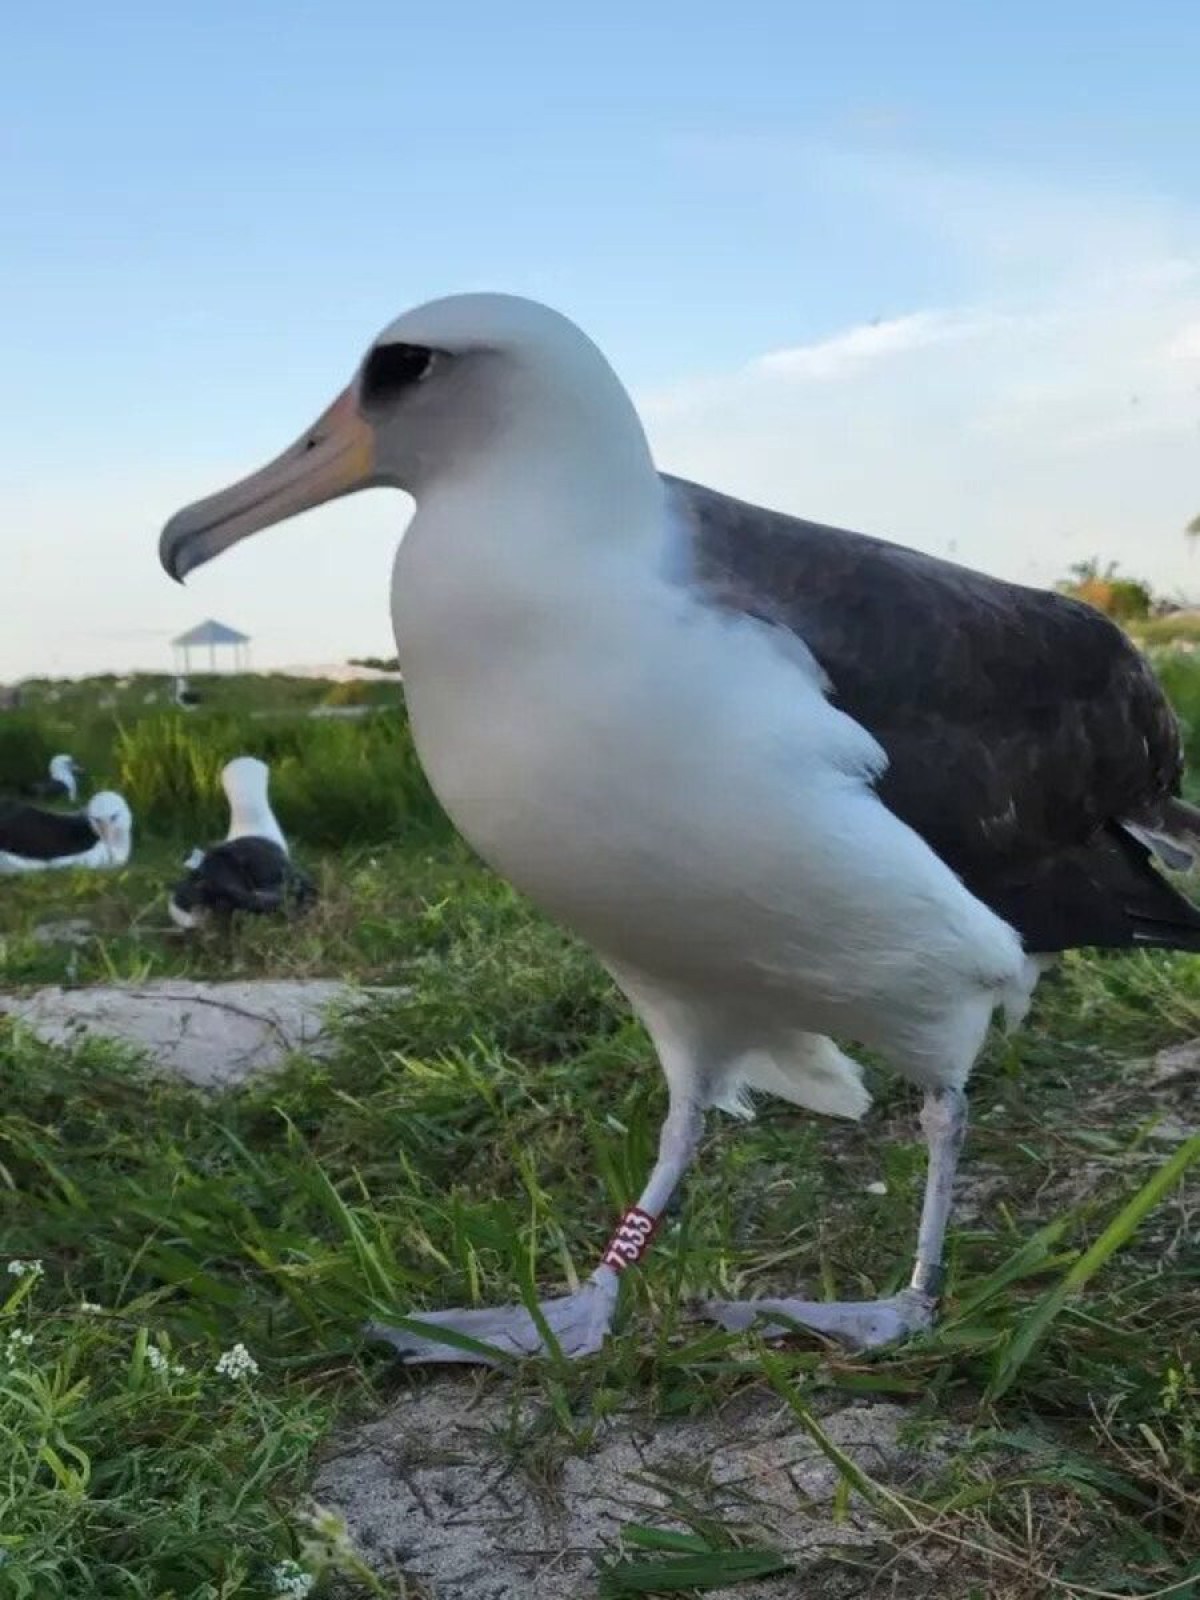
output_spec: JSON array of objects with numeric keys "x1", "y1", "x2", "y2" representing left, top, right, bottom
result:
[
  {"x1": 159, "y1": 292, "x2": 1200, "y2": 1363},
  {"x1": 174, "y1": 676, "x2": 201, "y2": 710},
  {"x1": 0, "y1": 791, "x2": 133, "y2": 875},
  {"x1": 22, "y1": 753, "x2": 84, "y2": 805},
  {"x1": 168, "y1": 755, "x2": 315, "y2": 928}
]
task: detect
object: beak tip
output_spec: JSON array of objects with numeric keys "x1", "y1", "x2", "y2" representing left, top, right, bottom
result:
[
  {"x1": 154, "y1": 382, "x2": 371, "y2": 587},
  {"x1": 159, "y1": 518, "x2": 190, "y2": 585}
]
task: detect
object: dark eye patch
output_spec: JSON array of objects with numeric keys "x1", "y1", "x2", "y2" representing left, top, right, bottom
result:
[{"x1": 360, "y1": 342, "x2": 436, "y2": 404}]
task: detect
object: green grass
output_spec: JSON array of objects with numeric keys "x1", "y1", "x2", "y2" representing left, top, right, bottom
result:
[
  {"x1": 1133, "y1": 614, "x2": 1200, "y2": 651},
  {"x1": 1, "y1": 674, "x2": 1199, "y2": 1597}
]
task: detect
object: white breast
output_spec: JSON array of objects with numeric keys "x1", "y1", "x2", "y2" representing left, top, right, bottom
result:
[{"x1": 391, "y1": 496, "x2": 1026, "y2": 1063}]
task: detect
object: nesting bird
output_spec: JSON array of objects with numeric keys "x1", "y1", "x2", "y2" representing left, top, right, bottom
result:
[
  {"x1": 0, "y1": 791, "x2": 133, "y2": 874},
  {"x1": 160, "y1": 292, "x2": 1200, "y2": 1362},
  {"x1": 168, "y1": 756, "x2": 315, "y2": 928},
  {"x1": 174, "y1": 676, "x2": 201, "y2": 710},
  {"x1": 24, "y1": 753, "x2": 84, "y2": 805}
]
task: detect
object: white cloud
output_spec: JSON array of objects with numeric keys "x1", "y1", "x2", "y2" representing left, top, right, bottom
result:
[
  {"x1": 1165, "y1": 320, "x2": 1200, "y2": 363},
  {"x1": 641, "y1": 251, "x2": 1200, "y2": 600},
  {"x1": 753, "y1": 309, "x2": 995, "y2": 381}
]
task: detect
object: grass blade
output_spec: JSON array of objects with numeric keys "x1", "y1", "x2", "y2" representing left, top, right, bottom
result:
[
  {"x1": 598, "y1": 1548, "x2": 791, "y2": 1596},
  {"x1": 758, "y1": 1349, "x2": 916, "y2": 1528},
  {"x1": 988, "y1": 1134, "x2": 1200, "y2": 1400},
  {"x1": 620, "y1": 1525, "x2": 712, "y2": 1554}
]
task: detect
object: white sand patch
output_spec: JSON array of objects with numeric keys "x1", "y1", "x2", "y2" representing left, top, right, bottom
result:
[
  {"x1": 0, "y1": 979, "x2": 380, "y2": 1087},
  {"x1": 312, "y1": 1380, "x2": 961, "y2": 1598}
]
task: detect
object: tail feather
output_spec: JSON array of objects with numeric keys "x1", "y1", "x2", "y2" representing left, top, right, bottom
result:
[
  {"x1": 1123, "y1": 821, "x2": 1194, "y2": 872},
  {"x1": 1124, "y1": 796, "x2": 1200, "y2": 871},
  {"x1": 716, "y1": 1034, "x2": 872, "y2": 1122},
  {"x1": 1117, "y1": 813, "x2": 1200, "y2": 950},
  {"x1": 1161, "y1": 796, "x2": 1200, "y2": 845},
  {"x1": 988, "y1": 822, "x2": 1200, "y2": 955}
]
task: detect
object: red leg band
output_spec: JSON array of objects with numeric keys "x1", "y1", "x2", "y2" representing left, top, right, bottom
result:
[{"x1": 600, "y1": 1206, "x2": 659, "y2": 1273}]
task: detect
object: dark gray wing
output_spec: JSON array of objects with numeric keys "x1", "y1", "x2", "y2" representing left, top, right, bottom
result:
[
  {"x1": 669, "y1": 474, "x2": 1200, "y2": 953},
  {"x1": 0, "y1": 803, "x2": 97, "y2": 860},
  {"x1": 24, "y1": 778, "x2": 68, "y2": 802},
  {"x1": 171, "y1": 837, "x2": 316, "y2": 917}
]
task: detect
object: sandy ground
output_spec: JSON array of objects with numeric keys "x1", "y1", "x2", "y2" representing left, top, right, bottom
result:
[
  {"x1": 0, "y1": 978, "x2": 374, "y2": 1087},
  {"x1": 312, "y1": 1381, "x2": 961, "y2": 1599}
]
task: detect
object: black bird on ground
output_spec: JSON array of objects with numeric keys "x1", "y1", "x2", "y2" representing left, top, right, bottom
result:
[{"x1": 169, "y1": 756, "x2": 315, "y2": 927}]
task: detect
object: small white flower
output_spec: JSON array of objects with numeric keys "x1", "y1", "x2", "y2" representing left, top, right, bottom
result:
[
  {"x1": 270, "y1": 1560, "x2": 316, "y2": 1598},
  {"x1": 4, "y1": 1329, "x2": 35, "y2": 1361},
  {"x1": 864, "y1": 1180, "x2": 888, "y2": 1196},
  {"x1": 300, "y1": 1500, "x2": 357, "y2": 1562},
  {"x1": 6, "y1": 1259, "x2": 44, "y2": 1279},
  {"x1": 145, "y1": 1344, "x2": 187, "y2": 1378},
  {"x1": 215, "y1": 1342, "x2": 259, "y2": 1381},
  {"x1": 79, "y1": 1302, "x2": 104, "y2": 1314}
]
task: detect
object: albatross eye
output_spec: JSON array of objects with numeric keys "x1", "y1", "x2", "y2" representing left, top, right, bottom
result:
[{"x1": 360, "y1": 342, "x2": 437, "y2": 405}]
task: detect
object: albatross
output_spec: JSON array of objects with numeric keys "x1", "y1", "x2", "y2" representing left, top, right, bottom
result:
[
  {"x1": 159, "y1": 293, "x2": 1200, "y2": 1360},
  {"x1": 174, "y1": 676, "x2": 201, "y2": 710},
  {"x1": 168, "y1": 756, "x2": 315, "y2": 927},
  {"x1": 23, "y1": 753, "x2": 84, "y2": 805},
  {"x1": 0, "y1": 791, "x2": 133, "y2": 875}
]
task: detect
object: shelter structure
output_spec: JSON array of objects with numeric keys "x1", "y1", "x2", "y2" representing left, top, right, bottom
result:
[{"x1": 172, "y1": 620, "x2": 250, "y2": 674}]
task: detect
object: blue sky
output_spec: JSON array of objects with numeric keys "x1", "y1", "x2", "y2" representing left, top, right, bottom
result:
[{"x1": 4, "y1": 3, "x2": 1200, "y2": 676}]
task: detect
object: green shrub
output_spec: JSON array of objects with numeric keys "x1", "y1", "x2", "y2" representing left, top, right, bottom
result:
[
  {"x1": 113, "y1": 714, "x2": 229, "y2": 838},
  {"x1": 0, "y1": 714, "x2": 58, "y2": 788},
  {"x1": 112, "y1": 709, "x2": 450, "y2": 846},
  {"x1": 270, "y1": 716, "x2": 448, "y2": 845},
  {"x1": 323, "y1": 679, "x2": 371, "y2": 707},
  {"x1": 1151, "y1": 652, "x2": 1200, "y2": 784},
  {"x1": 1134, "y1": 614, "x2": 1200, "y2": 649}
]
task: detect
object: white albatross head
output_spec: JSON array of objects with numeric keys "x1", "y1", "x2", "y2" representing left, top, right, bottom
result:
[
  {"x1": 222, "y1": 755, "x2": 287, "y2": 852},
  {"x1": 86, "y1": 792, "x2": 133, "y2": 866},
  {"x1": 158, "y1": 294, "x2": 653, "y2": 584},
  {"x1": 49, "y1": 753, "x2": 83, "y2": 800}
]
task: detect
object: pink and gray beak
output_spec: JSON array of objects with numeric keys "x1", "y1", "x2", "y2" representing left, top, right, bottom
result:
[{"x1": 159, "y1": 386, "x2": 377, "y2": 582}]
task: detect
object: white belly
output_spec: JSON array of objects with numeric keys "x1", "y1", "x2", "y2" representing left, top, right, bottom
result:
[
  {"x1": 0, "y1": 841, "x2": 108, "y2": 875},
  {"x1": 392, "y1": 540, "x2": 1027, "y2": 1062}
]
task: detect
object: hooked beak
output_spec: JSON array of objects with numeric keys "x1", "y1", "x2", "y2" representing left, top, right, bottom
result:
[{"x1": 159, "y1": 385, "x2": 376, "y2": 582}]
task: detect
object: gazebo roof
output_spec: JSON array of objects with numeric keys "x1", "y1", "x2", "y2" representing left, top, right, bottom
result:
[{"x1": 172, "y1": 619, "x2": 250, "y2": 648}]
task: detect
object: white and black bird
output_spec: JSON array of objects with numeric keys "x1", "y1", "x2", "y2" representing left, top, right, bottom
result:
[
  {"x1": 0, "y1": 791, "x2": 133, "y2": 875},
  {"x1": 23, "y1": 753, "x2": 84, "y2": 805},
  {"x1": 174, "y1": 676, "x2": 201, "y2": 710},
  {"x1": 168, "y1": 755, "x2": 315, "y2": 928},
  {"x1": 160, "y1": 293, "x2": 1200, "y2": 1362}
]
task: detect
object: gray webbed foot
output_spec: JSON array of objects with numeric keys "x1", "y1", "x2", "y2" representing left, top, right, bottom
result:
[
  {"x1": 698, "y1": 1287, "x2": 935, "y2": 1350},
  {"x1": 366, "y1": 1275, "x2": 618, "y2": 1366}
]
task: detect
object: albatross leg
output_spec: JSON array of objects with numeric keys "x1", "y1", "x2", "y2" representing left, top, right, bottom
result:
[
  {"x1": 366, "y1": 1097, "x2": 705, "y2": 1364},
  {"x1": 699, "y1": 1086, "x2": 968, "y2": 1350},
  {"x1": 908, "y1": 1084, "x2": 969, "y2": 1298}
]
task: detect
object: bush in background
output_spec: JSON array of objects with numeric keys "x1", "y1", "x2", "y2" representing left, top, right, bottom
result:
[
  {"x1": 0, "y1": 714, "x2": 59, "y2": 787},
  {"x1": 323, "y1": 679, "x2": 372, "y2": 707},
  {"x1": 1058, "y1": 558, "x2": 1153, "y2": 623},
  {"x1": 113, "y1": 709, "x2": 450, "y2": 845}
]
